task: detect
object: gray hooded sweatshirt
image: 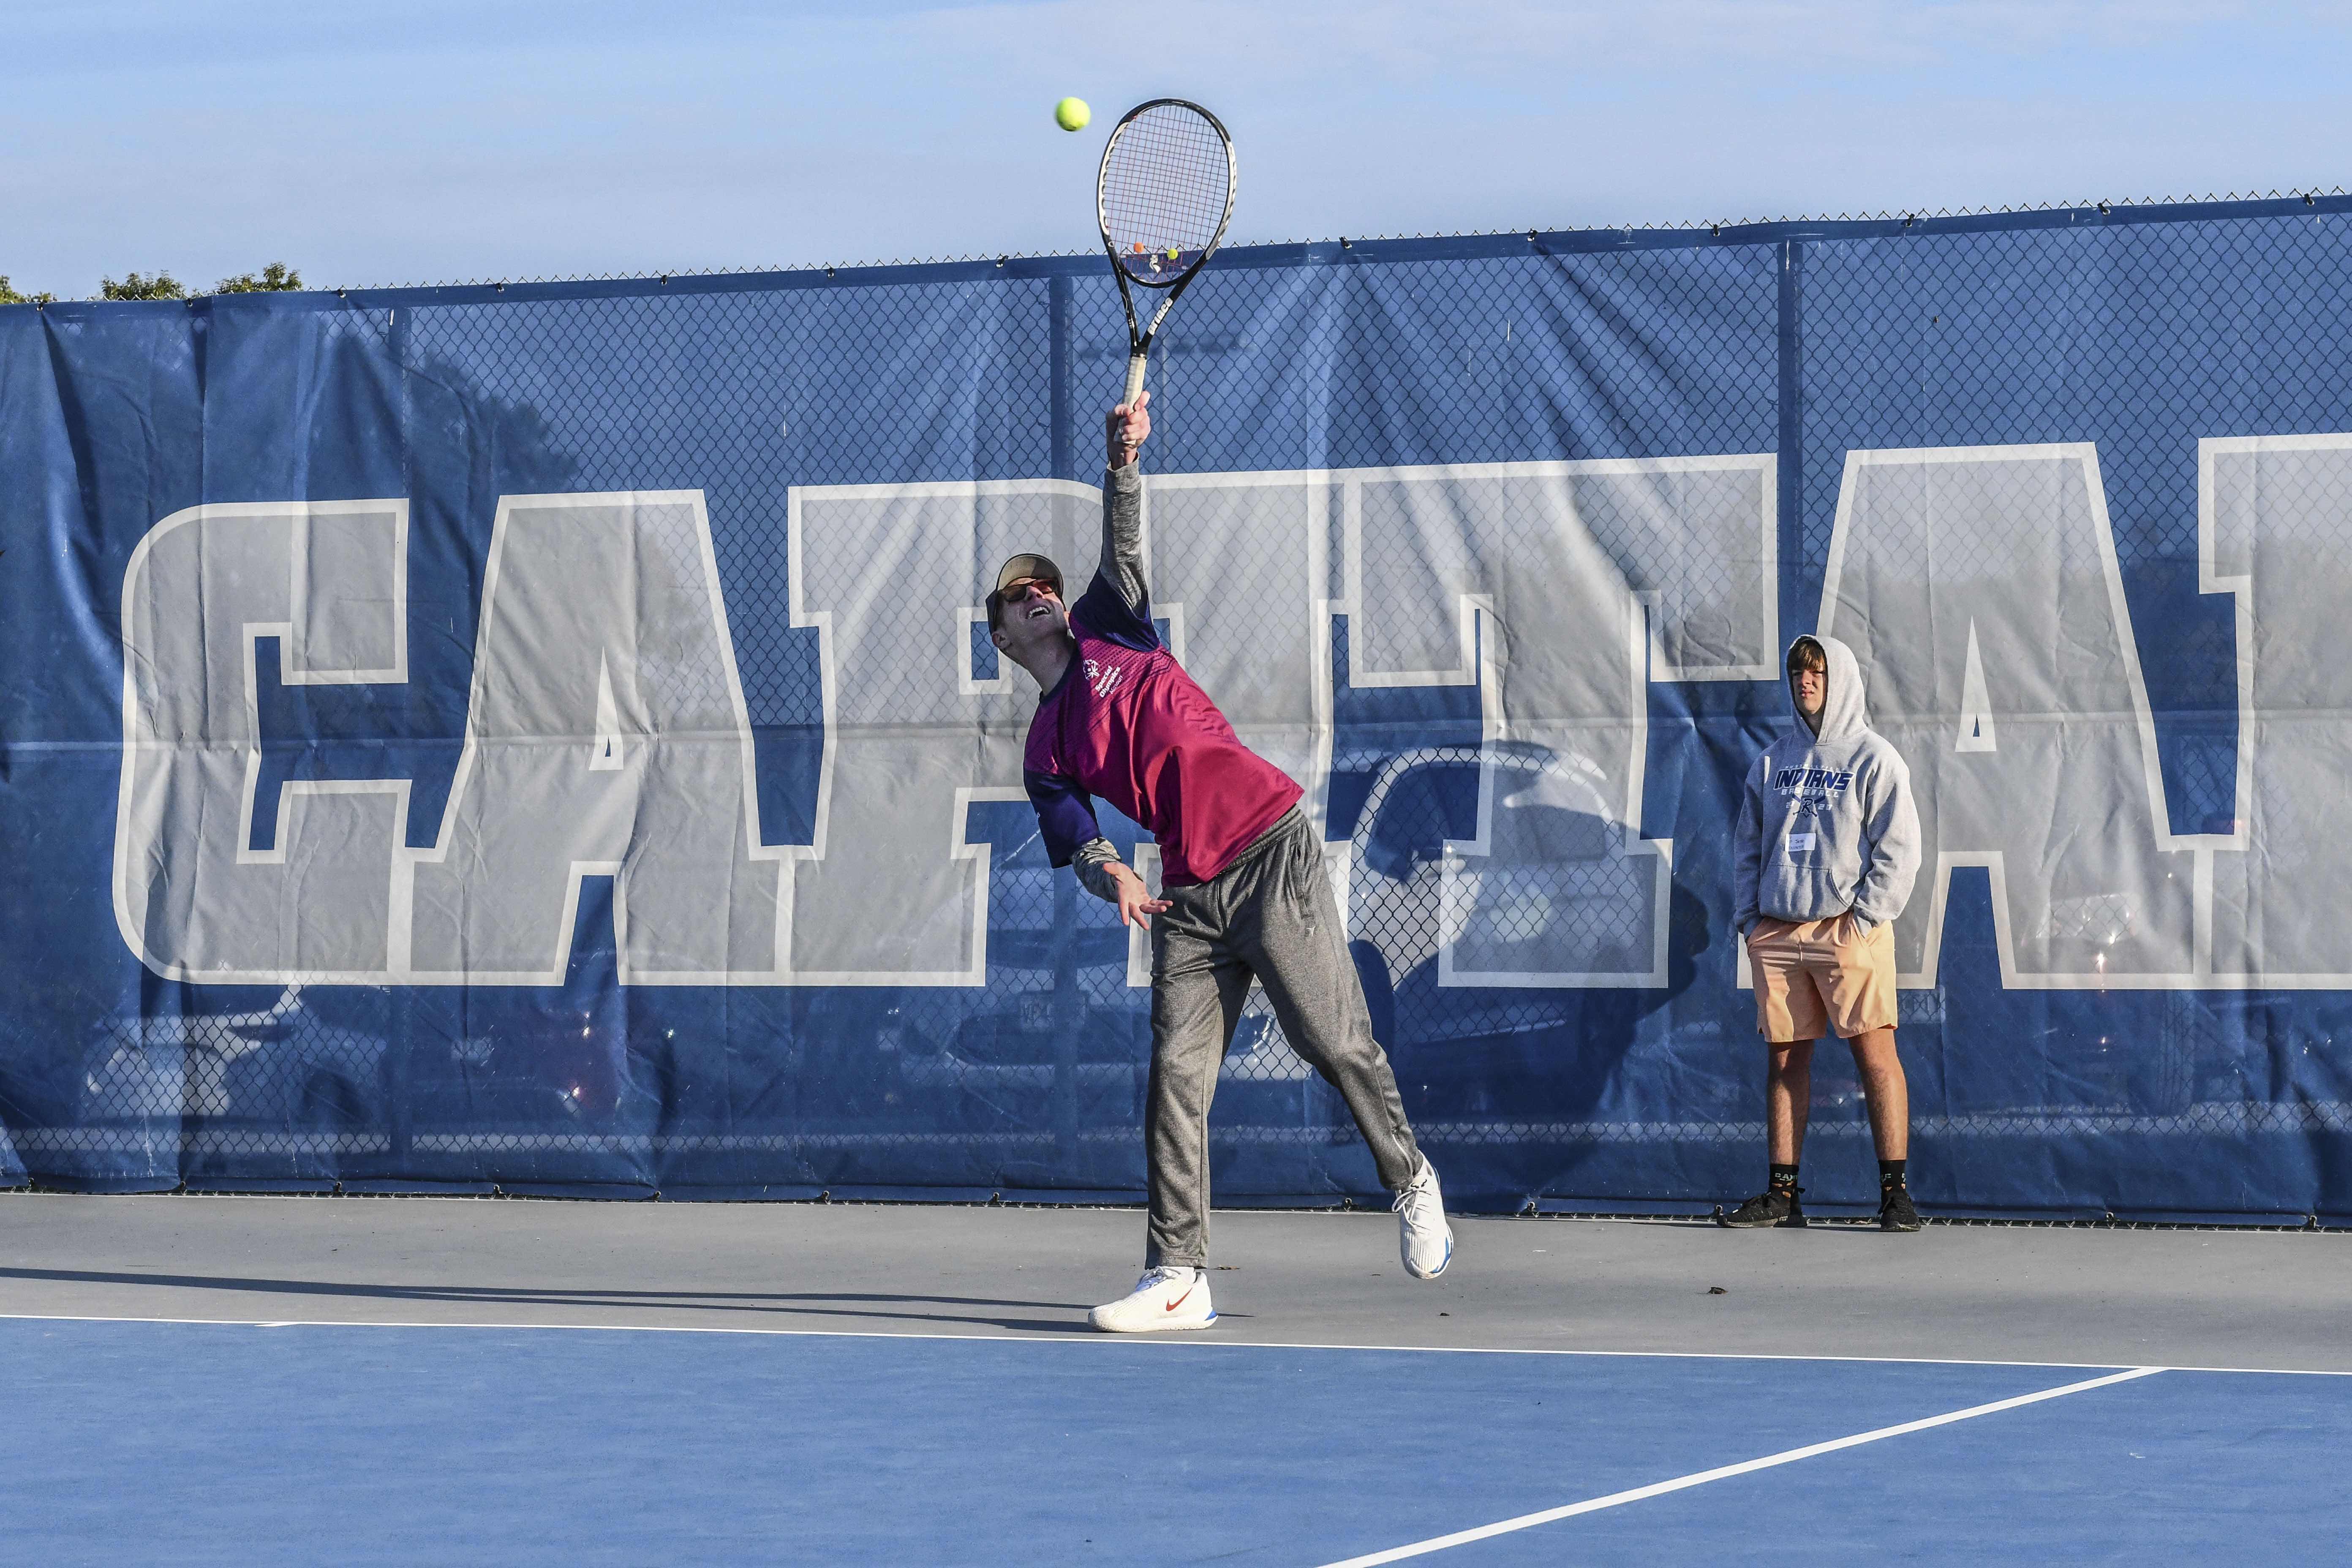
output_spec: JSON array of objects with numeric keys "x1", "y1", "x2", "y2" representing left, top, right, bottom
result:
[{"x1": 1732, "y1": 634, "x2": 1922, "y2": 939}]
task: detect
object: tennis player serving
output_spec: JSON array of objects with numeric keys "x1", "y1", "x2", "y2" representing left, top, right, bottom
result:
[{"x1": 989, "y1": 393, "x2": 1453, "y2": 1331}]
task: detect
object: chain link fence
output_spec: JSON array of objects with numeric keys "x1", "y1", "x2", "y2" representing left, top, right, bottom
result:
[{"x1": 7, "y1": 198, "x2": 2352, "y2": 1217}]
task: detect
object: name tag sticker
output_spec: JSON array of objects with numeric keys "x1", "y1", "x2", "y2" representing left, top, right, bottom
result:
[{"x1": 1786, "y1": 831, "x2": 1816, "y2": 852}]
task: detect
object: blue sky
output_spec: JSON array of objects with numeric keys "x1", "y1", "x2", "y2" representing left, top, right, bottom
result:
[{"x1": 5, "y1": 0, "x2": 2352, "y2": 295}]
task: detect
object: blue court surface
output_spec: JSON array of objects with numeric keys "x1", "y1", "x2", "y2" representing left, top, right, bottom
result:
[{"x1": 2, "y1": 1315, "x2": 2345, "y2": 1565}]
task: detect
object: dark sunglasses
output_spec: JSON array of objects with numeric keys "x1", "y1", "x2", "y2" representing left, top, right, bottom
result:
[{"x1": 1000, "y1": 577, "x2": 1061, "y2": 605}]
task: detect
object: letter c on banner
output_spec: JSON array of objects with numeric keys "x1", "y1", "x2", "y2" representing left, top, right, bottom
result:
[{"x1": 116, "y1": 500, "x2": 411, "y2": 980}]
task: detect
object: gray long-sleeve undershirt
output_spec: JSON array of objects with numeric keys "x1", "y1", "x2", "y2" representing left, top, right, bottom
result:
[
  {"x1": 1073, "y1": 838, "x2": 1124, "y2": 905},
  {"x1": 1100, "y1": 461, "x2": 1146, "y2": 614},
  {"x1": 1070, "y1": 464, "x2": 1149, "y2": 908}
]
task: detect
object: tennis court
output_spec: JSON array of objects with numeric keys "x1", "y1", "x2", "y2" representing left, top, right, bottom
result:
[{"x1": 3, "y1": 1195, "x2": 2342, "y2": 1564}]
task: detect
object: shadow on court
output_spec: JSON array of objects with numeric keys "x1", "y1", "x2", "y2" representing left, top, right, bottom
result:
[{"x1": 0, "y1": 1266, "x2": 1153, "y2": 1333}]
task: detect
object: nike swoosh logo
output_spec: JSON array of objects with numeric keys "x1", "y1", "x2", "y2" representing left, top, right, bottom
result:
[{"x1": 1165, "y1": 1286, "x2": 1194, "y2": 1312}]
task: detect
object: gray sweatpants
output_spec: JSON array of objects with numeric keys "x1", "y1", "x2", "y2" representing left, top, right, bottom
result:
[{"x1": 1144, "y1": 808, "x2": 1424, "y2": 1269}]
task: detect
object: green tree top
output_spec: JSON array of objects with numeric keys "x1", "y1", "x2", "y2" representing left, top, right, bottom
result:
[
  {"x1": 4, "y1": 265, "x2": 302, "y2": 304},
  {"x1": 214, "y1": 262, "x2": 302, "y2": 294},
  {"x1": 101, "y1": 271, "x2": 188, "y2": 301},
  {"x1": 84, "y1": 264, "x2": 304, "y2": 302}
]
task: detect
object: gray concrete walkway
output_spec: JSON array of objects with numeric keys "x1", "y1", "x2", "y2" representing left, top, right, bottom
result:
[{"x1": 1, "y1": 1192, "x2": 2344, "y2": 1371}]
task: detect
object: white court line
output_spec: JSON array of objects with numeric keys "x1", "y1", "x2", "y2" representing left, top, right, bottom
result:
[
  {"x1": 0, "y1": 1311, "x2": 2346, "y2": 1378},
  {"x1": 1318, "y1": 1367, "x2": 2168, "y2": 1567}
]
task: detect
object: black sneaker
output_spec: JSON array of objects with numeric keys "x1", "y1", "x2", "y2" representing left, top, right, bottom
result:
[
  {"x1": 1878, "y1": 1184, "x2": 1922, "y2": 1232},
  {"x1": 1715, "y1": 1187, "x2": 1805, "y2": 1228}
]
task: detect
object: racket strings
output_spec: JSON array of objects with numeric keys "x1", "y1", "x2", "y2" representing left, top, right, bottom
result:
[{"x1": 1101, "y1": 106, "x2": 1230, "y2": 283}]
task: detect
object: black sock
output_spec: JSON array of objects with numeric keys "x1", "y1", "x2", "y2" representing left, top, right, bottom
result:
[
  {"x1": 1768, "y1": 1163, "x2": 1800, "y2": 1193},
  {"x1": 1879, "y1": 1159, "x2": 1907, "y2": 1190}
]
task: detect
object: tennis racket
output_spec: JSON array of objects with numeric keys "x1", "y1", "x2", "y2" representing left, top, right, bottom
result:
[{"x1": 1096, "y1": 99, "x2": 1237, "y2": 409}]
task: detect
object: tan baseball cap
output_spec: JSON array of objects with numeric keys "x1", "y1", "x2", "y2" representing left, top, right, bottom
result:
[
  {"x1": 993, "y1": 553, "x2": 1063, "y2": 596},
  {"x1": 986, "y1": 553, "x2": 1065, "y2": 632}
]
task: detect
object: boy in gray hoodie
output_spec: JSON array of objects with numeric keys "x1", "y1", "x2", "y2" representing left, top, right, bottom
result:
[{"x1": 1723, "y1": 634, "x2": 1925, "y2": 1232}]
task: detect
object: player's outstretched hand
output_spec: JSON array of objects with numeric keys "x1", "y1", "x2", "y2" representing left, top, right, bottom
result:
[
  {"x1": 1106, "y1": 390, "x2": 1151, "y2": 469},
  {"x1": 1108, "y1": 860, "x2": 1171, "y2": 929}
]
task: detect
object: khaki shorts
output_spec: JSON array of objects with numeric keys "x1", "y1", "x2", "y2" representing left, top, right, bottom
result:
[{"x1": 1748, "y1": 913, "x2": 1897, "y2": 1042}]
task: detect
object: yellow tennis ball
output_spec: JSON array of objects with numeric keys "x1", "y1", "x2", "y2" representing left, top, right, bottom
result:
[{"x1": 1054, "y1": 97, "x2": 1091, "y2": 133}]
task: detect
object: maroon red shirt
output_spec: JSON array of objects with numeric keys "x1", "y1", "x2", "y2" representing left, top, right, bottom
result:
[{"x1": 1023, "y1": 574, "x2": 1302, "y2": 888}]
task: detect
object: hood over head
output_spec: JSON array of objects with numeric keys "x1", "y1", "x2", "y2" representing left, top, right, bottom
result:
[{"x1": 1786, "y1": 634, "x2": 1869, "y2": 742}]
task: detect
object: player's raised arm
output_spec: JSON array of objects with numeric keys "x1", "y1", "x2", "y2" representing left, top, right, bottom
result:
[{"x1": 1099, "y1": 392, "x2": 1151, "y2": 613}]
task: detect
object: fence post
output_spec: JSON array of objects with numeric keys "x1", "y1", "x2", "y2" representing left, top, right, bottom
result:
[
  {"x1": 1776, "y1": 238, "x2": 1807, "y2": 638},
  {"x1": 1047, "y1": 273, "x2": 1083, "y2": 1161},
  {"x1": 385, "y1": 987, "x2": 414, "y2": 1175}
]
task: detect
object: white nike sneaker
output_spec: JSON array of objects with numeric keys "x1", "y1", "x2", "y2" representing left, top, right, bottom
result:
[
  {"x1": 1087, "y1": 1266, "x2": 1217, "y2": 1333},
  {"x1": 1394, "y1": 1158, "x2": 1453, "y2": 1279}
]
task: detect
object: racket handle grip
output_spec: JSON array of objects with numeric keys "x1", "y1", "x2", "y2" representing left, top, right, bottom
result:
[{"x1": 1122, "y1": 352, "x2": 1148, "y2": 409}]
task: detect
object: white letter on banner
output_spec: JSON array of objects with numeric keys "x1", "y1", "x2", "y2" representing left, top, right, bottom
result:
[
  {"x1": 1344, "y1": 456, "x2": 1778, "y2": 987},
  {"x1": 407, "y1": 493, "x2": 781, "y2": 983},
  {"x1": 1819, "y1": 444, "x2": 2216, "y2": 988},
  {"x1": 782, "y1": 479, "x2": 1100, "y2": 983},
  {"x1": 115, "y1": 500, "x2": 411, "y2": 981},
  {"x1": 2200, "y1": 433, "x2": 2352, "y2": 985}
]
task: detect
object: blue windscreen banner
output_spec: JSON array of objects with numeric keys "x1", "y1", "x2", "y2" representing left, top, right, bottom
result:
[{"x1": 6, "y1": 196, "x2": 2352, "y2": 1218}]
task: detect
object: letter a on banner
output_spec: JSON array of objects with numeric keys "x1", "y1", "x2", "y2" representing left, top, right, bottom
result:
[
  {"x1": 406, "y1": 493, "x2": 782, "y2": 983},
  {"x1": 1821, "y1": 444, "x2": 2216, "y2": 988}
]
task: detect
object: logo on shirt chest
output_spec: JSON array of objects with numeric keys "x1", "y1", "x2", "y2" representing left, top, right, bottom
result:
[
  {"x1": 1772, "y1": 765, "x2": 1853, "y2": 803},
  {"x1": 1772, "y1": 764, "x2": 1850, "y2": 850},
  {"x1": 1083, "y1": 657, "x2": 1124, "y2": 699}
]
